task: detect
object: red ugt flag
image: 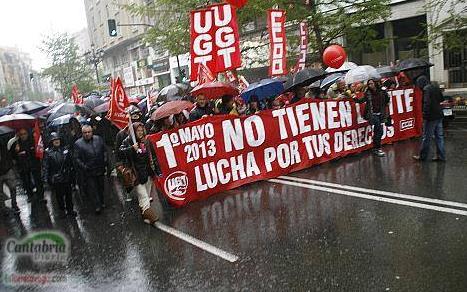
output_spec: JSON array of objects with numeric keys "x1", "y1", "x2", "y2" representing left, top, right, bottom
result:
[
  {"x1": 106, "y1": 77, "x2": 129, "y2": 129},
  {"x1": 71, "y1": 84, "x2": 83, "y2": 105},
  {"x1": 33, "y1": 119, "x2": 43, "y2": 160},
  {"x1": 197, "y1": 63, "x2": 216, "y2": 85}
]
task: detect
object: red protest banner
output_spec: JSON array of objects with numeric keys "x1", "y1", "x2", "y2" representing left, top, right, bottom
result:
[
  {"x1": 149, "y1": 87, "x2": 423, "y2": 208},
  {"x1": 267, "y1": 9, "x2": 287, "y2": 77},
  {"x1": 33, "y1": 119, "x2": 43, "y2": 160},
  {"x1": 296, "y1": 21, "x2": 308, "y2": 71},
  {"x1": 190, "y1": 3, "x2": 242, "y2": 81},
  {"x1": 106, "y1": 77, "x2": 129, "y2": 129}
]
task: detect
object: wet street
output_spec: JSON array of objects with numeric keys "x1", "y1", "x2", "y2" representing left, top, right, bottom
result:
[{"x1": 1, "y1": 123, "x2": 467, "y2": 292}]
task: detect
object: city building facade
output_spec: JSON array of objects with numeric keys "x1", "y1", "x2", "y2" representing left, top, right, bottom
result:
[{"x1": 83, "y1": 0, "x2": 466, "y2": 95}]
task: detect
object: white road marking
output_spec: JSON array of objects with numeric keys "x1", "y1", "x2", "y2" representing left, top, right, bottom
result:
[
  {"x1": 154, "y1": 222, "x2": 239, "y2": 263},
  {"x1": 279, "y1": 175, "x2": 467, "y2": 210},
  {"x1": 269, "y1": 178, "x2": 467, "y2": 216}
]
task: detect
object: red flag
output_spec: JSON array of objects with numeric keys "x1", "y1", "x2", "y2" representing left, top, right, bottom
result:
[
  {"x1": 267, "y1": 9, "x2": 287, "y2": 77},
  {"x1": 33, "y1": 119, "x2": 43, "y2": 160},
  {"x1": 71, "y1": 84, "x2": 83, "y2": 104},
  {"x1": 197, "y1": 63, "x2": 216, "y2": 85},
  {"x1": 106, "y1": 77, "x2": 129, "y2": 129},
  {"x1": 296, "y1": 21, "x2": 308, "y2": 71},
  {"x1": 190, "y1": 3, "x2": 242, "y2": 81}
]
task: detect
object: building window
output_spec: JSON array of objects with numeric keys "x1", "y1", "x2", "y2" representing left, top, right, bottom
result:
[
  {"x1": 444, "y1": 29, "x2": 467, "y2": 87},
  {"x1": 393, "y1": 15, "x2": 428, "y2": 61},
  {"x1": 131, "y1": 49, "x2": 139, "y2": 62},
  {"x1": 347, "y1": 23, "x2": 387, "y2": 66}
]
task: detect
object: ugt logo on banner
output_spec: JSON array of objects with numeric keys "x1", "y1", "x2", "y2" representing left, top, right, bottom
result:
[
  {"x1": 268, "y1": 9, "x2": 287, "y2": 77},
  {"x1": 190, "y1": 3, "x2": 242, "y2": 81}
]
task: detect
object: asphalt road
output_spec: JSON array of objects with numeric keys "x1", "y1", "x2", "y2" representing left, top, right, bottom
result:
[{"x1": 1, "y1": 123, "x2": 466, "y2": 291}]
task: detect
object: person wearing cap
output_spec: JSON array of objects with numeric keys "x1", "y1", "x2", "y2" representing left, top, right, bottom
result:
[
  {"x1": 120, "y1": 122, "x2": 160, "y2": 224},
  {"x1": 42, "y1": 132, "x2": 76, "y2": 218}
]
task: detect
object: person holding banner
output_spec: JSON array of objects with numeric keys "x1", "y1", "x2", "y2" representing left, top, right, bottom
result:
[
  {"x1": 354, "y1": 79, "x2": 391, "y2": 157},
  {"x1": 120, "y1": 122, "x2": 160, "y2": 225},
  {"x1": 189, "y1": 94, "x2": 214, "y2": 122},
  {"x1": 215, "y1": 95, "x2": 239, "y2": 116}
]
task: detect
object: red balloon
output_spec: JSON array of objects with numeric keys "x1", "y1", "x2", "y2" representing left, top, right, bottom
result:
[
  {"x1": 323, "y1": 45, "x2": 347, "y2": 69},
  {"x1": 225, "y1": 0, "x2": 248, "y2": 8}
]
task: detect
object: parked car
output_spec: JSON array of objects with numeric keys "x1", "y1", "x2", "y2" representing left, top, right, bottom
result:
[{"x1": 441, "y1": 95, "x2": 455, "y2": 127}]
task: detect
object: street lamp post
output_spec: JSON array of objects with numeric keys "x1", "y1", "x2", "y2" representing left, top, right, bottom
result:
[{"x1": 85, "y1": 44, "x2": 105, "y2": 84}]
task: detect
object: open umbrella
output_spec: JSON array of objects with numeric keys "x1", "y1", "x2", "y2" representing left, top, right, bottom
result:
[
  {"x1": 47, "y1": 102, "x2": 92, "y2": 122},
  {"x1": 293, "y1": 68, "x2": 327, "y2": 87},
  {"x1": 241, "y1": 79, "x2": 284, "y2": 102},
  {"x1": 48, "y1": 114, "x2": 87, "y2": 127},
  {"x1": 93, "y1": 102, "x2": 110, "y2": 113},
  {"x1": 157, "y1": 83, "x2": 190, "y2": 102},
  {"x1": 10, "y1": 101, "x2": 49, "y2": 115},
  {"x1": 320, "y1": 73, "x2": 344, "y2": 89},
  {"x1": 0, "y1": 113, "x2": 36, "y2": 130},
  {"x1": 151, "y1": 100, "x2": 194, "y2": 121},
  {"x1": 0, "y1": 107, "x2": 12, "y2": 117},
  {"x1": 376, "y1": 66, "x2": 399, "y2": 78},
  {"x1": 344, "y1": 65, "x2": 381, "y2": 85},
  {"x1": 0, "y1": 126, "x2": 14, "y2": 136},
  {"x1": 325, "y1": 62, "x2": 358, "y2": 74},
  {"x1": 191, "y1": 81, "x2": 239, "y2": 100},
  {"x1": 397, "y1": 58, "x2": 433, "y2": 72},
  {"x1": 84, "y1": 96, "x2": 106, "y2": 109}
]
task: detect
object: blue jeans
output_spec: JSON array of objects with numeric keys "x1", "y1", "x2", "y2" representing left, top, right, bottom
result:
[
  {"x1": 420, "y1": 119, "x2": 446, "y2": 160},
  {"x1": 370, "y1": 114, "x2": 383, "y2": 149}
]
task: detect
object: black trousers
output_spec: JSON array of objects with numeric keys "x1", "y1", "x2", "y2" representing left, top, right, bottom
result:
[
  {"x1": 19, "y1": 169, "x2": 44, "y2": 201},
  {"x1": 85, "y1": 175, "x2": 104, "y2": 209},
  {"x1": 52, "y1": 183, "x2": 73, "y2": 212}
]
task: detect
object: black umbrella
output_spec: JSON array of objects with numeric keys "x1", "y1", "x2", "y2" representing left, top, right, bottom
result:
[
  {"x1": 47, "y1": 102, "x2": 92, "y2": 122},
  {"x1": 376, "y1": 66, "x2": 399, "y2": 78},
  {"x1": 0, "y1": 126, "x2": 14, "y2": 135},
  {"x1": 294, "y1": 68, "x2": 327, "y2": 87},
  {"x1": 48, "y1": 114, "x2": 87, "y2": 127},
  {"x1": 0, "y1": 107, "x2": 12, "y2": 117},
  {"x1": 397, "y1": 58, "x2": 433, "y2": 72},
  {"x1": 10, "y1": 101, "x2": 49, "y2": 114},
  {"x1": 320, "y1": 73, "x2": 344, "y2": 89},
  {"x1": 84, "y1": 97, "x2": 106, "y2": 109}
]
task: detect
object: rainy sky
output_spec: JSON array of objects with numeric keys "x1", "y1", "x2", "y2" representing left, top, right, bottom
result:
[{"x1": 0, "y1": 0, "x2": 88, "y2": 70}]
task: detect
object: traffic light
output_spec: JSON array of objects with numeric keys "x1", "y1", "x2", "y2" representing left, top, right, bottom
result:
[{"x1": 108, "y1": 19, "x2": 117, "y2": 37}]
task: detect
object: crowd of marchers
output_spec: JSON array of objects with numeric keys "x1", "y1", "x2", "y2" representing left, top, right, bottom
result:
[{"x1": 0, "y1": 67, "x2": 446, "y2": 225}]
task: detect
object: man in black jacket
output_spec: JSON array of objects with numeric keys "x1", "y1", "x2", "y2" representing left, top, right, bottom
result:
[
  {"x1": 43, "y1": 133, "x2": 76, "y2": 218},
  {"x1": 74, "y1": 125, "x2": 108, "y2": 214},
  {"x1": 189, "y1": 94, "x2": 214, "y2": 122},
  {"x1": 0, "y1": 134, "x2": 19, "y2": 213},
  {"x1": 10, "y1": 129, "x2": 45, "y2": 203},
  {"x1": 412, "y1": 75, "x2": 446, "y2": 162}
]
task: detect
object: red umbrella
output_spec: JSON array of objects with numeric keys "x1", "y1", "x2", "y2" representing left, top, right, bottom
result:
[
  {"x1": 151, "y1": 101, "x2": 193, "y2": 121},
  {"x1": 190, "y1": 81, "x2": 239, "y2": 100},
  {"x1": 0, "y1": 113, "x2": 36, "y2": 130}
]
